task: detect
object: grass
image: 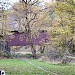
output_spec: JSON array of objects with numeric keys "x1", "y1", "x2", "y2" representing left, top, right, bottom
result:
[{"x1": 0, "y1": 59, "x2": 75, "y2": 75}]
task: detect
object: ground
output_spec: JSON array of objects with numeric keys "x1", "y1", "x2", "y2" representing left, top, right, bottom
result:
[{"x1": 0, "y1": 59, "x2": 75, "y2": 75}]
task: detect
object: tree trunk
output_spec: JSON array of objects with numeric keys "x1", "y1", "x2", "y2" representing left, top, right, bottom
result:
[
  {"x1": 22, "y1": 0, "x2": 37, "y2": 58},
  {"x1": 31, "y1": 44, "x2": 36, "y2": 58},
  {"x1": 0, "y1": 40, "x2": 11, "y2": 58},
  {"x1": 61, "y1": 50, "x2": 70, "y2": 64},
  {"x1": 40, "y1": 46, "x2": 45, "y2": 54}
]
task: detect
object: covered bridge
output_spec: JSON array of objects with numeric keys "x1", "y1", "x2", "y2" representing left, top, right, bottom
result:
[{"x1": 5, "y1": 30, "x2": 49, "y2": 46}]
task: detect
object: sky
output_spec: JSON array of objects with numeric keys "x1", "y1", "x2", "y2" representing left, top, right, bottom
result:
[
  {"x1": 8, "y1": 0, "x2": 55, "y2": 8},
  {"x1": 0, "y1": 0, "x2": 55, "y2": 5},
  {"x1": 0, "y1": 0, "x2": 56, "y2": 10},
  {"x1": 13, "y1": 0, "x2": 56, "y2": 3},
  {"x1": 9, "y1": 0, "x2": 51, "y2": 3},
  {"x1": 7, "y1": 0, "x2": 53, "y2": 4},
  {"x1": 0, "y1": 0, "x2": 19, "y2": 9},
  {"x1": 8, "y1": 0, "x2": 19, "y2": 4},
  {"x1": 0, "y1": 0, "x2": 55, "y2": 9}
]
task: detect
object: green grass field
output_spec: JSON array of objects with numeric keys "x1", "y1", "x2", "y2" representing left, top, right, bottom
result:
[{"x1": 0, "y1": 59, "x2": 75, "y2": 75}]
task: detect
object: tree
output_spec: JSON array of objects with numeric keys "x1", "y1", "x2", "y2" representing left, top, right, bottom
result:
[
  {"x1": 0, "y1": 0, "x2": 11, "y2": 57},
  {"x1": 11, "y1": 0, "x2": 50, "y2": 58},
  {"x1": 48, "y1": 0, "x2": 74, "y2": 48},
  {"x1": 46, "y1": 0, "x2": 75, "y2": 63}
]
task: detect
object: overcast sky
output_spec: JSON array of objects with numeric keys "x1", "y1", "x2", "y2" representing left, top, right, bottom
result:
[
  {"x1": 0, "y1": 0, "x2": 55, "y2": 9},
  {"x1": 0, "y1": 0, "x2": 55, "y2": 5},
  {"x1": 8, "y1": 0, "x2": 55, "y2": 7},
  {"x1": 9, "y1": 0, "x2": 19, "y2": 4},
  {"x1": 8, "y1": 0, "x2": 54, "y2": 4}
]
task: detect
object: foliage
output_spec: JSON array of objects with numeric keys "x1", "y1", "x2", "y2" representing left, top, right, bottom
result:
[
  {"x1": 0, "y1": 0, "x2": 75, "y2": 59},
  {"x1": 11, "y1": 0, "x2": 51, "y2": 58},
  {"x1": 48, "y1": 0, "x2": 75, "y2": 53},
  {"x1": 0, "y1": 1, "x2": 11, "y2": 35}
]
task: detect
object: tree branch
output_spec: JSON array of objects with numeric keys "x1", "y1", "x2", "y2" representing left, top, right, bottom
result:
[{"x1": 31, "y1": 0, "x2": 38, "y2": 5}]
